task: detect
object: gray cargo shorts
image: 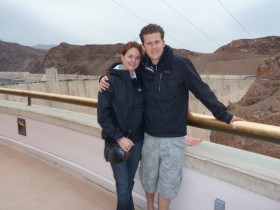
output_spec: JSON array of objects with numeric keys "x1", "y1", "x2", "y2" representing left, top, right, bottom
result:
[{"x1": 140, "y1": 133, "x2": 185, "y2": 199}]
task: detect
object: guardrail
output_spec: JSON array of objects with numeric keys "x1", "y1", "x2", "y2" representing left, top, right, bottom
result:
[{"x1": 0, "y1": 87, "x2": 279, "y2": 144}]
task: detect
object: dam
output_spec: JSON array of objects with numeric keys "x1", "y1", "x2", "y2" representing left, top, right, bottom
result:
[{"x1": 0, "y1": 71, "x2": 255, "y2": 141}]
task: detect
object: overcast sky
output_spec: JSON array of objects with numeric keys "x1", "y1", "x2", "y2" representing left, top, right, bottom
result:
[{"x1": 0, "y1": 0, "x2": 279, "y2": 53}]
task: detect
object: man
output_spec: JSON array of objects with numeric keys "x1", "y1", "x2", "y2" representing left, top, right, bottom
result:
[{"x1": 100, "y1": 23, "x2": 243, "y2": 210}]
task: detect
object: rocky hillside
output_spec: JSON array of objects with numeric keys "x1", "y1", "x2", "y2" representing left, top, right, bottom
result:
[
  {"x1": 215, "y1": 36, "x2": 280, "y2": 54},
  {"x1": 39, "y1": 42, "x2": 123, "y2": 75},
  {"x1": 189, "y1": 36, "x2": 280, "y2": 75},
  {"x1": 210, "y1": 55, "x2": 280, "y2": 159},
  {"x1": 0, "y1": 41, "x2": 45, "y2": 73},
  {"x1": 1, "y1": 36, "x2": 280, "y2": 76}
]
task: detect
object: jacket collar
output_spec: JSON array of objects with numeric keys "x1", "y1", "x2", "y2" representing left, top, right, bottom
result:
[{"x1": 142, "y1": 45, "x2": 173, "y2": 73}]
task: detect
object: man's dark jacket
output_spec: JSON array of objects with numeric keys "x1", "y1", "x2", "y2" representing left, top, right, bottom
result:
[{"x1": 141, "y1": 45, "x2": 233, "y2": 137}]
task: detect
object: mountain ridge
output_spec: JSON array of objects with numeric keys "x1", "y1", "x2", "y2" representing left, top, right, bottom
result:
[{"x1": 0, "y1": 36, "x2": 280, "y2": 76}]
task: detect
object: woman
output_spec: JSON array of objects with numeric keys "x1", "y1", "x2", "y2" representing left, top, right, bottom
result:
[{"x1": 97, "y1": 41, "x2": 144, "y2": 210}]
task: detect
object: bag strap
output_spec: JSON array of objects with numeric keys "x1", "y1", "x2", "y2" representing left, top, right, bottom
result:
[{"x1": 126, "y1": 81, "x2": 140, "y2": 138}]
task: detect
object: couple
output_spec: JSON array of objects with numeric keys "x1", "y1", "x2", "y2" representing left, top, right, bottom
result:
[{"x1": 97, "y1": 23, "x2": 243, "y2": 210}]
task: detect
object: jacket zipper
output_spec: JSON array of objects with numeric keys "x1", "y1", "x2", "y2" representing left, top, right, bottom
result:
[{"x1": 158, "y1": 73, "x2": 162, "y2": 92}]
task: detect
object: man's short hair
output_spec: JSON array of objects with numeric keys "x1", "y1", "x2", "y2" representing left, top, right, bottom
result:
[{"x1": 139, "y1": 24, "x2": 165, "y2": 44}]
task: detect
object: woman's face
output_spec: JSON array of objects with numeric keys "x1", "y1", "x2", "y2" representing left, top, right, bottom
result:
[{"x1": 121, "y1": 47, "x2": 141, "y2": 71}]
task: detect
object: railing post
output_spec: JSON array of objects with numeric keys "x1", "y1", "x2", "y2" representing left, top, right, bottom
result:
[{"x1": 27, "y1": 97, "x2": 31, "y2": 106}]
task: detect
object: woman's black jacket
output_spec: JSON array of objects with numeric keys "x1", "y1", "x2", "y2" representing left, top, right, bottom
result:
[{"x1": 97, "y1": 64, "x2": 145, "y2": 144}]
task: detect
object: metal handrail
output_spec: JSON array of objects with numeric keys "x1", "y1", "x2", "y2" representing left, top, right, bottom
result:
[
  {"x1": 188, "y1": 113, "x2": 280, "y2": 144},
  {"x1": 0, "y1": 87, "x2": 279, "y2": 144},
  {"x1": 0, "y1": 87, "x2": 98, "y2": 107}
]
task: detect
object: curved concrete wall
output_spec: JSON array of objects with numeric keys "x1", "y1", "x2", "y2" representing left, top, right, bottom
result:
[
  {"x1": 0, "y1": 75, "x2": 255, "y2": 141},
  {"x1": 0, "y1": 100, "x2": 279, "y2": 210}
]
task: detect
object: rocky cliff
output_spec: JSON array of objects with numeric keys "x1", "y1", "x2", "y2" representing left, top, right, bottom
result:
[
  {"x1": 1, "y1": 36, "x2": 280, "y2": 76},
  {"x1": 190, "y1": 36, "x2": 280, "y2": 75},
  {"x1": 40, "y1": 42, "x2": 123, "y2": 75},
  {"x1": 0, "y1": 41, "x2": 45, "y2": 73},
  {"x1": 215, "y1": 36, "x2": 280, "y2": 54},
  {"x1": 210, "y1": 55, "x2": 280, "y2": 159}
]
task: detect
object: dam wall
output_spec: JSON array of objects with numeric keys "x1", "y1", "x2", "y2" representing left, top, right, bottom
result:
[
  {"x1": 0, "y1": 72, "x2": 255, "y2": 140},
  {"x1": 188, "y1": 75, "x2": 255, "y2": 140}
]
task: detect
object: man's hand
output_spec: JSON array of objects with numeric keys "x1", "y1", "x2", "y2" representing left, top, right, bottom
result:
[
  {"x1": 99, "y1": 76, "x2": 110, "y2": 92},
  {"x1": 230, "y1": 116, "x2": 245, "y2": 129}
]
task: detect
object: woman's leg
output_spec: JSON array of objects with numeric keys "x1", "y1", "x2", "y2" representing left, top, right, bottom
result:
[
  {"x1": 127, "y1": 141, "x2": 143, "y2": 209},
  {"x1": 111, "y1": 161, "x2": 130, "y2": 210},
  {"x1": 111, "y1": 141, "x2": 142, "y2": 210}
]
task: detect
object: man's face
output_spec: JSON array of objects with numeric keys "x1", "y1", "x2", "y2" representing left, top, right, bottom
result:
[{"x1": 142, "y1": 32, "x2": 165, "y2": 65}]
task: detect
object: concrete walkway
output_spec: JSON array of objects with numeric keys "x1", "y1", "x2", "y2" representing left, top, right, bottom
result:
[{"x1": 0, "y1": 143, "x2": 142, "y2": 210}]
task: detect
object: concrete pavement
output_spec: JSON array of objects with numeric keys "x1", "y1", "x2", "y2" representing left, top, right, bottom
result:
[{"x1": 0, "y1": 142, "x2": 142, "y2": 210}]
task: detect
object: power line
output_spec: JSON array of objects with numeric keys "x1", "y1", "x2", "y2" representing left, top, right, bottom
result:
[
  {"x1": 214, "y1": 0, "x2": 254, "y2": 73},
  {"x1": 160, "y1": 0, "x2": 221, "y2": 47},
  {"x1": 110, "y1": 0, "x2": 148, "y2": 24},
  {"x1": 216, "y1": 0, "x2": 254, "y2": 38},
  {"x1": 110, "y1": 0, "x2": 193, "y2": 50}
]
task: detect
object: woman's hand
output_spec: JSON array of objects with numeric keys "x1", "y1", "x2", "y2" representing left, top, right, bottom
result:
[
  {"x1": 118, "y1": 137, "x2": 134, "y2": 152},
  {"x1": 99, "y1": 76, "x2": 110, "y2": 92}
]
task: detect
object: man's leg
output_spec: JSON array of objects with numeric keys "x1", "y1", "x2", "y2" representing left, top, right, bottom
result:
[
  {"x1": 140, "y1": 134, "x2": 160, "y2": 210},
  {"x1": 158, "y1": 194, "x2": 170, "y2": 210},
  {"x1": 157, "y1": 137, "x2": 185, "y2": 210},
  {"x1": 146, "y1": 192, "x2": 155, "y2": 210}
]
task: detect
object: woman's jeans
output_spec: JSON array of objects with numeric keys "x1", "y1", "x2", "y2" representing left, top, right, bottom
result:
[{"x1": 111, "y1": 140, "x2": 143, "y2": 210}]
